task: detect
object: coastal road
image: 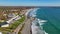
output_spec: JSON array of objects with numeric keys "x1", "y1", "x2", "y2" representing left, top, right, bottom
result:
[
  {"x1": 21, "y1": 17, "x2": 33, "y2": 34},
  {"x1": 12, "y1": 17, "x2": 33, "y2": 34},
  {"x1": 11, "y1": 9, "x2": 33, "y2": 34}
]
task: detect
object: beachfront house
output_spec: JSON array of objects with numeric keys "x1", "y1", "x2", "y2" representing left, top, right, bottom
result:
[
  {"x1": 8, "y1": 13, "x2": 16, "y2": 18},
  {"x1": 0, "y1": 32, "x2": 2, "y2": 34},
  {"x1": 6, "y1": 15, "x2": 21, "y2": 24},
  {"x1": 1, "y1": 24, "x2": 9, "y2": 27},
  {"x1": 0, "y1": 15, "x2": 21, "y2": 27},
  {"x1": 0, "y1": 22, "x2": 9, "y2": 27}
]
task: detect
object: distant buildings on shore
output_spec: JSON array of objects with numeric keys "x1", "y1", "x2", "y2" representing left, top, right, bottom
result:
[
  {"x1": 0, "y1": 7, "x2": 33, "y2": 22},
  {"x1": 0, "y1": 7, "x2": 33, "y2": 27}
]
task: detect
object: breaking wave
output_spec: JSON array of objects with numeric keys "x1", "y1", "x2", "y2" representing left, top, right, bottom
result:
[
  {"x1": 29, "y1": 8, "x2": 39, "y2": 17},
  {"x1": 30, "y1": 8, "x2": 48, "y2": 34}
]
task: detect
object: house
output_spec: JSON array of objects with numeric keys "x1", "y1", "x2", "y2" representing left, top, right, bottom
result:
[
  {"x1": 0, "y1": 32, "x2": 2, "y2": 34},
  {"x1": 8, "y1": 13, "x2": 16, "y2": 18},
  {"x1": 6, "y1": 15, "x2": 21, "y2": 24},
  {"x1": 0, "y1": 15, "x2": 21, "y2": 27},
  {"x1": 0, "y1": 22, "x2": 9, "y2": 27},
  {"x1": 1, "y1": 24, "x2": 9, "y2": 27}
]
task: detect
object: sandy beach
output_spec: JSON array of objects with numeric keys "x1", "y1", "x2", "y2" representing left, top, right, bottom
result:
[
  {"x1": 25, "y1": 9, "x2": 34, "y2": 16},
  {"x1": 21, "y1": 8, "x2": 39, "y2": 34}
]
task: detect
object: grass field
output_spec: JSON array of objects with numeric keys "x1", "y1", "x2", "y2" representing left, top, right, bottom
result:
[{"x1": 0, "y1": 15, "x2": 25, "y2": 34}]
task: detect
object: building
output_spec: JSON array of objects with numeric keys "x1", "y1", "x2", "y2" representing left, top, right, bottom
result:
[
  {"x1": 0, "y1": 15, "x2": 21, "y2": 27},
  {"x1": 0, "y1": 22, "x2": 9, "y2": 27},
  {"x1": 0, "y1": 32, "x2": 2, "y2": 34}
]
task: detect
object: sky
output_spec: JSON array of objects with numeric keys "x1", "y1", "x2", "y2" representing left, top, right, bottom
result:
[{"x1": 0, "y1": 0, "x2": 60, "y2": 6}]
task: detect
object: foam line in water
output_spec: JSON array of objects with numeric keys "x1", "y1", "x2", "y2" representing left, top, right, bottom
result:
[
  {"x1": 37, "y1": 18, "x2": 48, "y2": 34},
  {"x1": 31, "y1": 20, "x2": 44, "y2": 34},
  {"x1": 25, "y1": 9, "x2": 33, "y2": 16},
  {"x1": 31, "y1": 18, "x2": 49, "y2": 34},
  {"x1": 37, "y1": 19, "x2": 47, "y2": 26},
  {"x1": 29, "y1": 8, "x2": 39, "y2": 17},
  {"x1": 31, "y1": 8, "x2": 49, "y2": 34},
  {"x1": 45, "y1": 32, "x2": 48, "y2": 34}
]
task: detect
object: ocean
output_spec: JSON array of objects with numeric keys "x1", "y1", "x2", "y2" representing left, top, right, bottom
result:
[{"x1": 30, "y1": 7, "x2": 60, "y2": 34}]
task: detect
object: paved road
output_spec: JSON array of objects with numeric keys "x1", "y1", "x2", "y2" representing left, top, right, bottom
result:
[
  {"x1": 21, "y1": 18, "x2": 33, "y2": 34},
  {"x1": 11, "y1": 17, "x2": 31, "y2": 34},
  {"x1": 11, "y1": 16, "x2": 33, "y2": 34}
]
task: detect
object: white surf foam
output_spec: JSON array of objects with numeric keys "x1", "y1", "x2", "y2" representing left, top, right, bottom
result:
[
  {"x1": 31, "y1": 19, "x2": 48, "y2": 34},
  {"x1": 25, "y1": 9, "x2": 33, "y2": 16},
  {"x1": 31, "y1": 8, "x2": 48, "y2": 34},
  {"x1": 37, "y1": 19, "x2": 48, "y2": 34},
  {"x1": 31, "y1": 22, "x2": 39, "y2": 34},
  {"x1": 29, "y1": 8, "x2": 39, "y2": 17},
  {"x1": 38, "y1": 19, "x2": 47, "y2": 26}
]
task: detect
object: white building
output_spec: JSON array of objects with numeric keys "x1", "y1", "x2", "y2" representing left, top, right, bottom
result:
[
  {"x1": 0, "y1": 32, "x2": 2, "y2": 34},
  {"x1": 8, "y1": 13, "x2": 16, "y2": 18},
  {"x1": 6, "y1": 15, "x2": 21, "y2": 23},
  {"x1": 1, "y1": 24, "x2": 9, "y2": 27},
  {"x1": 0, "y1": 15, "x2": 21, "y2": 27}
]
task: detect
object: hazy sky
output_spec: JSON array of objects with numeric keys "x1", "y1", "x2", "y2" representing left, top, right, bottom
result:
[{"x1": 0, "y1": 0, "x2": 60, "y2": 6}]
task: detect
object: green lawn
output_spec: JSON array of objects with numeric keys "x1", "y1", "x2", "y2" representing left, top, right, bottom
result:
[
  {"x1": 9, "y1": 15, "x2": 25, "y2": 30},
  {"x1": 18, "y1": 23, "x2": 25, "y2": 34},
  {"x1": 0, "y1": 15, "x2": 25, "y2": 33}
]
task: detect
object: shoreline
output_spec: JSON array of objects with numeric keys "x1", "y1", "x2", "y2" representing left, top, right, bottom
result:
[
  {"x1": 25, "y1": 8, "x2": 39, "y2": 34},
  {"x1": 31, "y1": 18, "x2": 48, "y2": 34},
  {"x1": 20, "y1": 8, "x2": 38, "y2": 34},
  {"x1": 25, "y1": 8, "x2": 39, "y2": 17},
  {"x1": 25, "y1": 8, "x2": 34, "y2": 16}
]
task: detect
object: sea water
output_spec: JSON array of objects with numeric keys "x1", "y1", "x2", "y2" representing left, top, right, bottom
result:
[{"x1": 30, "y1": 7, "x2": 60, "y2": 34}]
